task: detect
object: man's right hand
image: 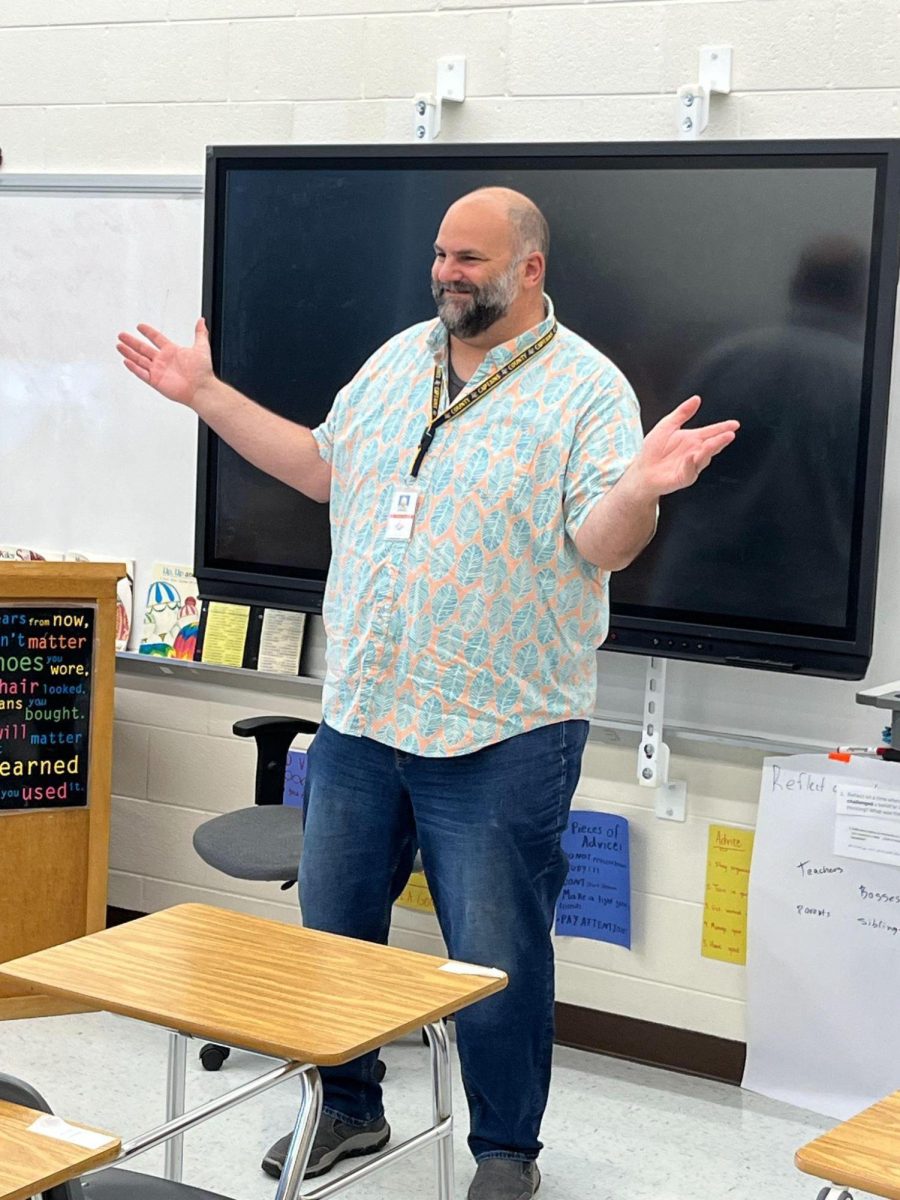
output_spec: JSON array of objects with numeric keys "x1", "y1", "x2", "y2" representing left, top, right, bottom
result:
[
  {"x1": 116, "y1": 318, "x2": 214, "y2": 408},
  {"x1": 115, "y1": 316, "x2": 332, "y2": 503}
]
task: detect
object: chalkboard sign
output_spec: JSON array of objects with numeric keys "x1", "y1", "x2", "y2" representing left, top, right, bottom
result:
[{"x1": 0, "y1": 606, "x2": 94, "y2": 810}]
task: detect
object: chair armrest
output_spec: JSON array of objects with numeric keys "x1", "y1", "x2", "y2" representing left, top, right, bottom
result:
[{"x1": 233, "y1": 716, "x2": 319, "y2": 807}]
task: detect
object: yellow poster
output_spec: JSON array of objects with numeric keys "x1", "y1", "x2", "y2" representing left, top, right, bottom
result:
[
  {"x1": 395, "y1": 870, "x2": 436, "y2": 915},
  {"x1": 701, "y1": 824, "x2": 755, "y2": 964},
  {"x1": 201, "y1": 602, "x2": 251, "y2": 668}
]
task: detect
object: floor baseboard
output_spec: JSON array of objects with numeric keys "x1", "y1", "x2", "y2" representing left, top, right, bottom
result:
[{"x1": 555, "y1": 1001, "x2": 745, "y2": 1085}]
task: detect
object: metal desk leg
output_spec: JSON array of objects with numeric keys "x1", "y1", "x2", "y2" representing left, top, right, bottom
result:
[
  {"x1": 275, "y1": 1067, "x2": 323, "y2": 1200},
  {"x1": 425, "y1": 1020, "x2": 454, "y2": 1200},
  {"x1": 164, "y1": 1030, "x2": 188, "y2": 1181}
]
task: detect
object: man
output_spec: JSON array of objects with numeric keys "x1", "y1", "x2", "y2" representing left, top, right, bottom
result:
[{"x1": 117, "y1": 187, "x2": 737, "y2": 1200}]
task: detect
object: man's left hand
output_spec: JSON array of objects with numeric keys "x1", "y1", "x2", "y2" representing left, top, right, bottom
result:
[{"x1": 632, "y1": 395, "x2": 739, "y2": 498}]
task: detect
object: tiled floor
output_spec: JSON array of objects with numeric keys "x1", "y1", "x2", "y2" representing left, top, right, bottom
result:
[{"x1": 0, "y1": 1012, "x2": 874, "y2": 1199}]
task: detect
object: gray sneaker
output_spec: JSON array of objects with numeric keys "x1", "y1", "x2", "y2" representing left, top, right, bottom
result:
[
  {"x1": 467, "y1": 1159, "x2": 541, "y2": 1200},
  {"x1": 261, "y1": 1113, "x2": 390, "y2": 1180}
]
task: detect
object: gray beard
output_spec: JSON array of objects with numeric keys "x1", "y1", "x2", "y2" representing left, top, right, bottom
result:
[{"x1": 431, "y1": 263, "x2": 520, "y2": 339}]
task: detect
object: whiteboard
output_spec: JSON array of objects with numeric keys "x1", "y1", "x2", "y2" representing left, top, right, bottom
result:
[
  {"x1": 0, "y1": 184, "x2": 202, "y2": 629},
  {"x1": 2, "y1": 180, "x2": 899, "y2": 748}
]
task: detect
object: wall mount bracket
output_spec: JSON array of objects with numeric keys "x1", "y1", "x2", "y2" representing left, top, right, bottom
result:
[
  {"x1": 676, "y1": 45, "x2": 733, "y2": 139},
  {"x1": 638, "y1": 657, "x2": 687, "y2": 821},
  {"x1": 413, "y1": 55, "x2": 467, "y2": 143}
]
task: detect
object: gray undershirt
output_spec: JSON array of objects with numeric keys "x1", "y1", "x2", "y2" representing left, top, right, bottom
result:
[{"x1": 446, "y1": 358, "x2": 468, "y2": 405}]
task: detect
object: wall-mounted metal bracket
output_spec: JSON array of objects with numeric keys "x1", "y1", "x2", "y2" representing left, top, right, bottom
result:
[
  {"x1": 413, "y1": 55, "x2": 466, "y2": 143},
  {"x1": 676, "y1": 45, "x2": 733, "y2": 139},
  {"x1": 637, "y1": 657, "x2": 687, "y2": 821}
]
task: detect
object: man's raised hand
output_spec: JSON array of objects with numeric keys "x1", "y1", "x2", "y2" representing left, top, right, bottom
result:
[
  {"x1": 116, "y1": 318, "x2": 214, "y2": 408},
  {"x1": 633, "y1": 395, "x2": 739, "y2": 497}
]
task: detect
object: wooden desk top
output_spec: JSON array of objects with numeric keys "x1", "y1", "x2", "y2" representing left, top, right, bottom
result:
[
  {"x1": 0, "y1": 904, "x2": 507, "y2": 1065},
  {"x1": 0, "y1": 1101, "x2": 120, "y2": 1200},
  {"x1": 795, "y1": 1091, "x2": 900, "y2": 1200}
]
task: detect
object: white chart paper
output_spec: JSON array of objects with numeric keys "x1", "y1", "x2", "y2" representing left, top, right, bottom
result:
[{"x1": 743, "y1": 754, "x2": 900, "y2": 1120}]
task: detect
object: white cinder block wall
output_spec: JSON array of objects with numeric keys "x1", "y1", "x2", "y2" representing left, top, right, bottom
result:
[
  {"x1": 2, "y1": 0, "x2": 899, "y2": 169},
  {"x1": 5, "y1": 0, "x2": 898, "y2": 1045}
]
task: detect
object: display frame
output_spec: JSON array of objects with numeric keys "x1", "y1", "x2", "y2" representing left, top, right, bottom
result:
[{"x1": 196, "y1": 139, "x2": 900, "y2": 679}]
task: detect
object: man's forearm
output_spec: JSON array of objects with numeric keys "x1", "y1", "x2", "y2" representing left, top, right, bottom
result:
[
  {"x1": 193, "y1": 377, "x2": 331, "y2": 503},
  {"x1": 573, "y1": 465, "x2": 659, "y2": 571}
]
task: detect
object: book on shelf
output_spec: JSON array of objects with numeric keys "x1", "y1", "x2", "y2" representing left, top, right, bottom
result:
[
  {"x1": 65, "y1": 552, "x2": 135, "y2": 652},
  {"x1": 140, "y1": 562, "x2": 201, "y2": 660},
  {"x1": 192, "y1": 604, "x2": 308, "y2": 674}
]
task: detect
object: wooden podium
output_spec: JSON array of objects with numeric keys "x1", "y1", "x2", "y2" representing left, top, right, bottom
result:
[{"x1": 0, "y1": 562, "x2": 123, "y2": 1019}]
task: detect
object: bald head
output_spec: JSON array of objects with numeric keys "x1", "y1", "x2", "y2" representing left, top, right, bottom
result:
[{"x1": 446, "y1": 187, "x2": 550, "y2": 262}]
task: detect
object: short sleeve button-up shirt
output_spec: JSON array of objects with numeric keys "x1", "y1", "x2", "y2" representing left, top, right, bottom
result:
[{"x1": 311, "y1": 297, "x2": 643, "y2": 757}]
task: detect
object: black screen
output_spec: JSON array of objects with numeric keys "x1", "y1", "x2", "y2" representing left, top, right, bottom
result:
[{"x1": 198, "y1": 144, "x2": 900, "y2": 679}]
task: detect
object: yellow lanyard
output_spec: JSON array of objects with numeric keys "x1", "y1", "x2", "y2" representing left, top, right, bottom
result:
[{"x1": 409, "y1": 323, "x2": 558, "y2": 479}]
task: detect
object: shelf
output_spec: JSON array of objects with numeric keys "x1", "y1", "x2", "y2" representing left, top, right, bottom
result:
[{"x1": 115, "y1": 651, "x2": 324, "y2": 702}]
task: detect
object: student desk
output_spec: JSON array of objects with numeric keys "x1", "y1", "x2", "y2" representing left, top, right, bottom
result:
[
  {"x1": 0, "y1": 903, "x2": 507, "y2": 1200},
  {"x1": 795, "y1": 1091, "x2": 900, "y2": 1200},
  {"x1": 0, "y1": 1101, "x2": 120, "y2": 1200}
]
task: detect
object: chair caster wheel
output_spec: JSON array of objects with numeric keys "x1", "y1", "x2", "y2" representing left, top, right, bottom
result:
[{"x1": 199, "y1": 1043, "x2": 231, "y2": 1071}]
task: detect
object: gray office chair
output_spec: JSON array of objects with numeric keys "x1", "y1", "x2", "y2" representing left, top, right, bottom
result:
[
  {"x1": 191, "y1": 715, "x2": 423, "y2": 1072},
  {"x1": 192, "y1": 716, "x2": 318, "y2": 897},
  {"x1": 0, "y1": 1073, "x2": 228, "y2": 1200}
]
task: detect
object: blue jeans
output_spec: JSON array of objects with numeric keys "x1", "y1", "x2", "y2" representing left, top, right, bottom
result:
[{"x1": 299, "y1": 718, "x2": 589, "y2": 1163}]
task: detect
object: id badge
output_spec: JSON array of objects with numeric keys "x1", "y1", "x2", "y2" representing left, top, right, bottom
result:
[{"x1": 385, "y1": 487, "x2": 420, "y2": 541}]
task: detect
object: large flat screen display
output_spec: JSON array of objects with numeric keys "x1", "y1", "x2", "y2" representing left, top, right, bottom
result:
[{"x1": 197, "y1": 141, "x2": 900, "y2": 679}]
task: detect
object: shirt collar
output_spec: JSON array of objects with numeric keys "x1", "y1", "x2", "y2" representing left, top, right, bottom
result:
[{"x1": 426, "y1": 294, "x2": 556, "y2": 367}]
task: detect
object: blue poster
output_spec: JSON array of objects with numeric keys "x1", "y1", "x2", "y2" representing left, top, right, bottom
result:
[
  {"x1": 555, "y1": 811, "x2": 631, "y2": 948},
  {"x1": 282, "y1": 749, "x2": 308, "y2": 808}
]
